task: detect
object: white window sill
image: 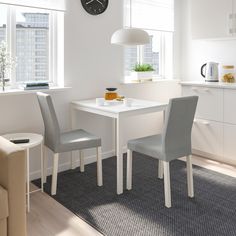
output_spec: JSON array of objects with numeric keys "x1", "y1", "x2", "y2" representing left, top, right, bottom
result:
[
  {"x1": 120, "y1": 78, "x2": 180, "y2": 85},
  {"x1": 0, "y1": 86, "x2": 71, "y2": 96}
]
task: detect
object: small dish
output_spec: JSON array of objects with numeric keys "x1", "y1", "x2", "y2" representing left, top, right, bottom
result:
[{"x1": 104, "y1": 100, "x2": 123, "y2": 106}]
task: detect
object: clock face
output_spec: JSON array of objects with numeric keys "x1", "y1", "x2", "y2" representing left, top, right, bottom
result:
[{"x1": 81, "y1": 0, "x2": 109, "y2": 15}]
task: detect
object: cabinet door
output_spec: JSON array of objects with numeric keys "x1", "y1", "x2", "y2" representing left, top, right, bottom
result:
[
  {"x1": 192, "y1": 119, "x2": 223, "y2": 157},
  {"x1": 224, "y1": 89, "x2": 236, "y2": 124},
  {"x1": 182, "y1": 86, "x2": 223, "y2": 122},
  {"x1": 223, "y1": 123, "x2": 236, "y2": 164},
  {"x1": 191, "y1": 0, "x2": 233, "y2": 39},
  {"x1": 233, "y1": 0, "x2": 236, "y2": 36}
]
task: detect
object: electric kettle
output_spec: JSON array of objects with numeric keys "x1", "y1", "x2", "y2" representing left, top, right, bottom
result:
[{"x1": 201, "y1": 62, "x2": 219, "y2": 82}]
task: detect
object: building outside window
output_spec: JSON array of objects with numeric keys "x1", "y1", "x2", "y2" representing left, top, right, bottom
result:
[
  {"x1": 124, "y1": 0, "x2": 174, "y2": 81},
  {"x1": 0, "y1": 1, "x2": 65, "y2": 88},
  {"x1": 15, "y1": 10, "x2": 49, "y2": 82}
]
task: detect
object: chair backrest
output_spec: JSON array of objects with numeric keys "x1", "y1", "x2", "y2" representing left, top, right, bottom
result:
[
  {"x1": 37, "y1": 92, "x2": 60, "y2": 151},
  {"x1": 162, "y1": 96, "x2": 198, "y2": 161}
]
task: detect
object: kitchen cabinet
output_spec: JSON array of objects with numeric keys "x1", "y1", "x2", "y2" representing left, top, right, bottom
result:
[
  {"x1": 192, "y1": 119, "x2": 223, "y2": 157},
  {"x1": 182, "y1": 86, "x2": 223, "y2": 122},
  {"x1": 181, "y1": 82, "x2": 236, "y2": 165},
  {"x1": 223, "y1": 123, "x2": 236, "y2": 163},
  {"x1": 224, "y1": 89, "x2": 236, "y2": 124},
  {"x1": 191, "y1": 0, "x2": 235, "y2": 39}
]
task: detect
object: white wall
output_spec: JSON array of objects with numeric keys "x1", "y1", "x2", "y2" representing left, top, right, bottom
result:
[
  {"x1": 180, "y1": 0, "x2": 236, "y2": 81},
  {"x1": 0, "y1": 0, "x2": 181, "y2": 180}
]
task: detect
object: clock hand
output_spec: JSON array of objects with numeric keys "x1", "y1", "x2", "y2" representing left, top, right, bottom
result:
[
  {"x1": 96, "y1": 0, "x2": 104, "y2": 7},
  {"x1": 86, "y1": 0, "x2": 95, "y2": 5}
]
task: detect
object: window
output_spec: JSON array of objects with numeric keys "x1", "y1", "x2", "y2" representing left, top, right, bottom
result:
[
  {"x1": 124, "y1": 0, "x2": 174, "y2": 80},
  {"x1": 0, "y1": 5, "x2": 7, "y2": 42},
  {"x1": 0, "y1": 1, "x2": 65, "y2": 87},
  {"x1": 16, "y1": 8, "x2": 49, "y2": 82}
]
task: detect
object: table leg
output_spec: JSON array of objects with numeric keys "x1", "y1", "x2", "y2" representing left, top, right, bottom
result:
[
  {"x1": 40, "y1": 142, "x2": 44, "y2": 192},
  {"x1": 113, "y1": 118, "x2": 117, "y2": 155},
  {"x1": 116, "y1": 117, "x2": 123, "y2": 195},
  {"x1": 70, "y1": 105, "x2": 77, "y2": 169},
  {"x1": 26, "y1": 148, "x2": 30, "y2": 213},
  {"x1": 158, "y1": 109, "x2": 166, "y2": 178}
]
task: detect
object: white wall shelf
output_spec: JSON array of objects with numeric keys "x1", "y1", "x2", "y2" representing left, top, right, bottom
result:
[{"x1": 0, "y1": 86, "x2": 71, "y2": 96}]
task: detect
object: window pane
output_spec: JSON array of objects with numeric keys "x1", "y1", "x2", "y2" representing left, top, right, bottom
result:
[
  {"x1": 124, "y1": 0, "x2": 174, "y2": 32},
  {"x1": 124, "y1": 46, "x2": 138, "y2": 76},
  {"x1": 0, "y1": 5, "x2": 7, "y2": 43},
  {"x1": 124, "y1": 31, "x2": 161, "y2": 76},
  {"x1": 15, "y1": 7, "x2": 50, "y2": 82},
  {"x1": 142, "y1": 31, "x2": 161, "y2": 75}
]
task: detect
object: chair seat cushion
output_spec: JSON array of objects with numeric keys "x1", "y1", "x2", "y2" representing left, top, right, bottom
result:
[
  {"x1": 128, "y1": 134, "x2": 164, "y2": 159},
  {"x1": 57, "y1": 129, "x2": 101, "y2": 153},
  {"x1": 0, "y1": 186, "x2": 8, "y2": 220}
]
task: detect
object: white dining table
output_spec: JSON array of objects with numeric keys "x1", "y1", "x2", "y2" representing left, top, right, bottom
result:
[{"x1": 70, "y1": 98, "x2": 167, "y2": 195}]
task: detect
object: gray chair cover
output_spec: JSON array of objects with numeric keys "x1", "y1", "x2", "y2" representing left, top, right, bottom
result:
[
  {"x1": 37, "y1": 92, "x2": 101, "y2": 153},
  {"x1": 128, "y1": 96, "x2": 198, "y2": 162}
]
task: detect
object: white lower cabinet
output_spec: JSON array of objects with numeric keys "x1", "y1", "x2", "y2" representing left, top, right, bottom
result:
[
  {"x1": 182, "y1": 86, "x2": 223, "y2": 122},
  {"x1": 224, "y1": 89, "x2": 236, "y2": 124},
  {"x1": 223, "y1": 123, "x2": 236, "y2": 165},
  {"x1": 192, "y1": 119, "x2": 223, "y2": 158},
  {"x1": 182, "y1": 83, "x2": 236, "y2": 165}
]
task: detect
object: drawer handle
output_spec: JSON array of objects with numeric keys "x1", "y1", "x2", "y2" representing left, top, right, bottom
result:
[
  {"x1": 191, "y1": 87, "x2": 198, "y2": 92},
  {"x1": 194, "y1": 119, "x2": 210, "y2": 126}
]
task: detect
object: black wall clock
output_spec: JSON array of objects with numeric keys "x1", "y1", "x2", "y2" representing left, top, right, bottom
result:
[{"x1": 81, "y1": 0, "x2": 109, "y2": 15}]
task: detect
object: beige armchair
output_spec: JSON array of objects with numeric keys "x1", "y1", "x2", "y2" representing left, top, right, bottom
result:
[{"x1": 0, "y1": 136, "x2": 27, "y2": 236}]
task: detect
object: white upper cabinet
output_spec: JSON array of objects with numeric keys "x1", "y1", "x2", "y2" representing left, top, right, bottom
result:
[{"x1": 191, "y1": 0, "x2": 234, "y2": 39}]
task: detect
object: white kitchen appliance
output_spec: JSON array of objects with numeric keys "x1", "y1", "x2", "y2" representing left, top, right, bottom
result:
[{"x1": 201, "y1": 62, "x2": 219, "y2": 82}]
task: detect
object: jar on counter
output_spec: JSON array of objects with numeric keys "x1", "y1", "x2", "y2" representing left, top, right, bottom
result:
[
  {"x1": 104, "y1": 88, "x2": 118, "y2": 100},
  {"x1": 221, "y1": 65, "x2": 235, "y2": 83}
]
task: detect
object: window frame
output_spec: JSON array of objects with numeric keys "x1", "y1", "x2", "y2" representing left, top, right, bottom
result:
[
  {"x1": 123, "y1": 0, "x2": 174, "y2": 82},
  {"x1": 2, "y1": 4, "x2": 63, "y2": 88},
  {"x1": 124, "y1": 30, "x2": 173, "y2": 81}
]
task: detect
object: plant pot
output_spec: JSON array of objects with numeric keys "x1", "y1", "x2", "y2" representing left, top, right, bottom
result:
[{"x1": 131, "y1": 71, "x2": 154, "y2": 81}]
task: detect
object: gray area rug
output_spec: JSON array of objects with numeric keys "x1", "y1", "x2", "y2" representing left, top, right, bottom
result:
[{"x1": 33, "y1": 153, "x2": 236, "y2": 236}]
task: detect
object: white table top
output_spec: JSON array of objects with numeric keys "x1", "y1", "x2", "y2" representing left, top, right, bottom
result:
[
  {"x1": 2, "y1": 133, "x2": 43, "y2": 149},
  {"x1": 71, "y1": 99, "x2": 167, "y2": 118}
]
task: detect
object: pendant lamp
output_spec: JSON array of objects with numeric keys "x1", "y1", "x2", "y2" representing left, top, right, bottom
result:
[{"x1": 111, "y1": 0, "x2": 150, "y2": 46}]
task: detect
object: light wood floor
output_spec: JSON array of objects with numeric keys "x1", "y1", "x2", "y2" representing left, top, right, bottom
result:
[{"x1": 27, "y1": 155, "x2": 236, "y2": 236}]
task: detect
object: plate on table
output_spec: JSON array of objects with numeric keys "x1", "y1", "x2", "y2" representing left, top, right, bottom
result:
[{"x1": 104, "y1": 100, "x2": 123, "y2": 106}]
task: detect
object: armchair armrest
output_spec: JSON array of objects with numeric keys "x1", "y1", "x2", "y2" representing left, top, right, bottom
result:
[{"x1": 0, "y1": 137, "x2": 27, "y2": 236}]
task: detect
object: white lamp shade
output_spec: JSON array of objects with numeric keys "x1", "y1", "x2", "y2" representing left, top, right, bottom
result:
[{"x1": 111, "y1": 28, "x2": 150, "y2": 46}]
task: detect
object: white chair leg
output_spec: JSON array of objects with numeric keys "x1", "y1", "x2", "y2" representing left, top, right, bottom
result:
[
  {"x1": 126, "y1": 149, "x2": 133, "y2": 190},
  {"x1": 43, "y1": 146, "x2": 48, "y2": 183},
  {"x1": 80, "y1": 150, "x2": 85, "y2": 172},
  {"x1": 158, "y1": 160, "x2": 164, "y2": 179},
  {"x1": 70, "y1": 151, "x2": 76, "y2": 170},
  {"x1": 186, "y1": 155, "x2": 194, "y2": 198},
  {"x1": 96, "y1": 147, "x2": 103, "y2": 186},
  {"x1": 163, "y1": 161, "x2": 171, "y2": 208},
  {"x1": 51, "y1": 153, "x2": 59, "y2": 195},
  {"x1": 40, "y1": 143, "x2": 44, "y2": 192}
]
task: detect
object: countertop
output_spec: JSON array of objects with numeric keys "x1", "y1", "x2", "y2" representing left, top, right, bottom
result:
[{"x1": 180, "y1": 81, "x2": 236, "y2": 89}]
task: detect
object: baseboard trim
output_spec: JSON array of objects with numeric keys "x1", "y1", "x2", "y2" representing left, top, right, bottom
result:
[{"x1": 30, "y1": 149, "x2": 116, "y2": 180}]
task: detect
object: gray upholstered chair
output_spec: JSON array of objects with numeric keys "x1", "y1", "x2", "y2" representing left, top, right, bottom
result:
[
  {"x1": 126, "y1": 96, "x2": 198, "y2": 208},
  {"x1": 37, "y1": 92, "x2": 103, "y2": 195}
]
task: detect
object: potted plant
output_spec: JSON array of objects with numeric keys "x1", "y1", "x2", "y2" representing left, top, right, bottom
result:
[
  {"x1": 0, "y1": 41, "x2": 16, "y2": 91},
  {"x1": 131, "y1": 63, "x2": 154, "y2": 81}
]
